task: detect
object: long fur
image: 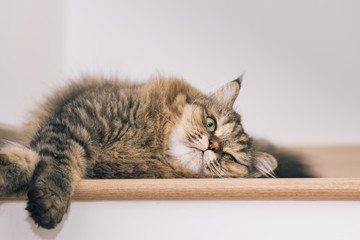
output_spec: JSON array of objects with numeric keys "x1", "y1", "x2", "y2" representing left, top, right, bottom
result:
[{"x1": 0, "y1": 75, "x2": 305, "y2": 229}]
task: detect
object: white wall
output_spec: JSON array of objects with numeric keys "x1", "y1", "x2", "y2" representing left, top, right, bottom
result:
[
  {"x1": 1, "y1": 201, "x2": 360, "y2": 240},
  {"x1": 1, "y1": 1, "x2": 360, "y2": 239},
  {"x1": 0, "y1": 0, "x2": 359, "y2": 145},
  {"x1": 0, "y1": 0, "x2": 64, "y2": 124}
]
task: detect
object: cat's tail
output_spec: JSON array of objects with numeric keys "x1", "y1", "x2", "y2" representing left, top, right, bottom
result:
[
  {"x1": 0, "y1": 123, "x2": 39, "y2": 195},
  {"x1": 253, "y1": 140, "x2": 315, "y2": 178}
]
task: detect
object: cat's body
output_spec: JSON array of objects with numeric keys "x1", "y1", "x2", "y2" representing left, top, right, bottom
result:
[{"x1": 1, "y1": 75, "x2": 284, "y2": 229}]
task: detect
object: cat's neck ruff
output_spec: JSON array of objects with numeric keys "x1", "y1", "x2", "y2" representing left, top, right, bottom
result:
[{"x1": 167, "y1": 125, "x2": 208, "y2": 173}]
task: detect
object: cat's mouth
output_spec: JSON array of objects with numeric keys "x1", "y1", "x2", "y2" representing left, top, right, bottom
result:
[
  {"x1": 189, "y1": 147, "x2": 205, "y2": 156},
  {"x1": 190, "y1": 147, "x2": 218, "y2": 174},
  {"x1": 190, "y1": 147, "x2": 216, "y2": 163}
]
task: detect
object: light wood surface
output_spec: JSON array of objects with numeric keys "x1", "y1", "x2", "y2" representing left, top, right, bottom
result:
[{"x1": 2, "y1": 178, "x2": 360, "y2": 201}]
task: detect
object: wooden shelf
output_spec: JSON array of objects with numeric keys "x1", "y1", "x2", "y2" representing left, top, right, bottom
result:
[{"x1": 2, "y1": 178, "x2": 360, "y2": 201}]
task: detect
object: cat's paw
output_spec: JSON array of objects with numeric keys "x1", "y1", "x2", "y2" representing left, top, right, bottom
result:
[
  {"x1": 26, "y1": 179, "x2": 70, "y2": 229},
  {"x1": 0, "y1": 145, "x2": 38, "y2": 195},
  {"x1": 0, "y1": 153, "x2": 25, "y2": 195}
]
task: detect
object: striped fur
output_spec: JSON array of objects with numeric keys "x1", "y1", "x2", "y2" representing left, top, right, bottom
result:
[{"x1": 0, "y1": 75, "x2": 277, "y2": 229}]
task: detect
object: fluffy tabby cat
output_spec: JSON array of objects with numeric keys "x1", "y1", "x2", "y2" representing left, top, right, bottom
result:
[{"x1": 1, "y1": 75, "x2": 282, "y2": 229}]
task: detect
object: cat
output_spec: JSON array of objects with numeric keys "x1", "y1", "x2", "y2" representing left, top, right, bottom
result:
[{"x1": 1, "y1": 75, "x2": 289, "y2": 229}]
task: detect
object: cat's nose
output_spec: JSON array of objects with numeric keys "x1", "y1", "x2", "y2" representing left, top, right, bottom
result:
[{"x1": 208, "y1": 139, "x2": 219, "y2": 152}]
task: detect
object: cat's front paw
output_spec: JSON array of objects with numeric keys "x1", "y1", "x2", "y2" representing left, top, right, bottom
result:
[
  {"x1": 0, "y1": 153, "x2": 23, "y2": 195},
  {"x1": 26, "y1": 179, "x2": 70, "y2": 229}
]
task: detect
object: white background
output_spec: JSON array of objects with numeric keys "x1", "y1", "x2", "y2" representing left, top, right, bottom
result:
[
  {"x1": 0, "y1": 201, "x2": 360, "y2": 240},
  {"x1": 0, "y1": 0, "x2": 360, "y2": 239},
  {"x1": 1, "y1": 0, "x2": 359, "y2": 145}
]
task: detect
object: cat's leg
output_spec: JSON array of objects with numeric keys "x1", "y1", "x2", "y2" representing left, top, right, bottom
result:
[
  {"x1": 0, "y1": 142, "x2": 40, "y2": 195},
  {"x1": 26, "y1": 123, "x2": 88, "y2": 229}
]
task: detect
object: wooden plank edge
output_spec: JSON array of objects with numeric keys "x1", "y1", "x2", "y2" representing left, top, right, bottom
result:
[{"x1": 1, "y1": 178, "x2": 360, "y2": 201}]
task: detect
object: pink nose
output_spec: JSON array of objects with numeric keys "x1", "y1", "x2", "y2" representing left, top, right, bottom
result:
[{"x1": 209, "y1": 140, "x2": 219, "y2": 152}]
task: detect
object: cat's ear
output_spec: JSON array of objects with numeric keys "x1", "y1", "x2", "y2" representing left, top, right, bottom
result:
[
  {"x1": 207, "y1": 75, "x2": 243, "y2": 108},
  {"x1": 249, "y1": 152, "x2": 278, "y2": 178}
]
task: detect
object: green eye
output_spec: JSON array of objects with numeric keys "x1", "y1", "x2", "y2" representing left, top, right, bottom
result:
[
  {"x1": 224, "y1": 153, "x2": 236, "y2": 162},
  {"x1": 206, "y1": 117, "x2": 217, "y2": 132}
]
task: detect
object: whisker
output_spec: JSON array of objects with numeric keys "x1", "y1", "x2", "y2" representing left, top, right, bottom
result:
[
  {"x1": 208, "y1": 163, "x2": 222, "y2": 178},
  {"x1": 211, "y1": 161, "x2": 223, "y2": 176},
  {"x1": 214, "y1": 160, "x2": 236, "y2": 178},
  {"x1": 262, "y1": 170, "x2": 276, "y2": 178},
  {"x1": 154, "y1": 109, "x2": 176, "y2": 125},
  {"x1": 211, "y1": 161, "x2": 229, "y2": 178}
]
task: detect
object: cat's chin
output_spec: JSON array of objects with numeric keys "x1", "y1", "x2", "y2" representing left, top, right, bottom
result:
[
  {"x1": 176, "y1": 146, "x2": 204, "y2": 173},
  {"x1": 168, "y1": 144, "x2": 219, "y2": 174},
  {"x1": 189, "y1": 147, "x2": 204, "y2": 162},
  {"x1": 167, "y1": 129, "x2": 206, "y2": 173}
]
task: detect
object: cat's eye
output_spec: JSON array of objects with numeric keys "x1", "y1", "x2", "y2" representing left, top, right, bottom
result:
[
  {"x1": 206, "y1": 117, "x2": 217, "y2": 132},
  {"x1": 223, "y1": 153, "x2": 236, "y2": 162}
]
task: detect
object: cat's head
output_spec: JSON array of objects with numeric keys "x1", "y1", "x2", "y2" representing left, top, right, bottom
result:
[{"x1": 168, "y1": 76, "x2": 277, "y2": 178}]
